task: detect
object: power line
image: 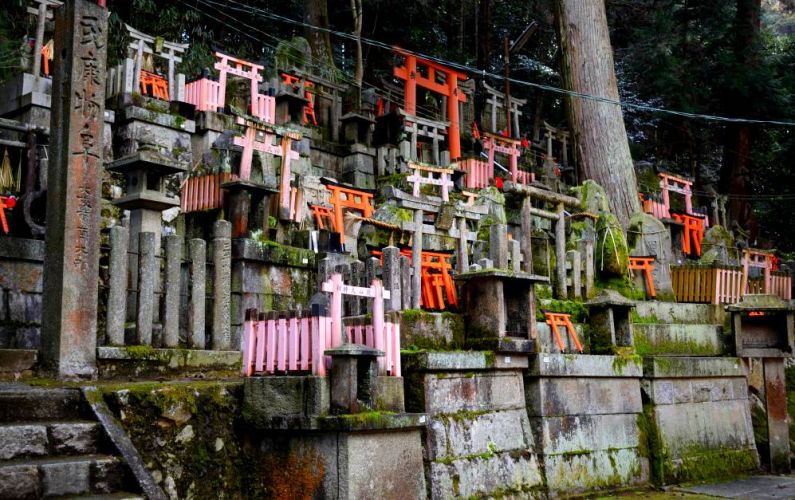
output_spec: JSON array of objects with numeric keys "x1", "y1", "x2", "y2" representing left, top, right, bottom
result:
[{"x1": 206, "y1": 0, "x2": 795, "y2": 128}]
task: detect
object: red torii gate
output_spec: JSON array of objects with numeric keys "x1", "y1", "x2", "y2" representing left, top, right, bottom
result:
[{"x1": 393, "y1": 47, "x2": 468, "y2": 160}]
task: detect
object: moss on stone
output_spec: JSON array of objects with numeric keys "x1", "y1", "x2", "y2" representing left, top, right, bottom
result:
[
  {"x1": 633, "y1": 331, "x2": 718, "y2": 356},
  {"x1": 595, "y1": 213, "x2": 630, "y2": 278},
  {"x1": 611, "y1": 352, "x2": 642, "y2": 375}
]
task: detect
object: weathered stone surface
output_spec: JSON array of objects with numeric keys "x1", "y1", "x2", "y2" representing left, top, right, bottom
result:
[
  {"x1": 135, "y1": 232, "x2": 157, "y2": 346},
  {"x1": 527, "y1": 353, "x2": 642, "y2": 378},
  {"x1": 645, "y1": 377, "x2": 747, "y2": 405},
  {"x1": 0, "y1": 349, "x2": 37, "y2": 372},
  {"x1": 544, "y1": 448, "x2": 648, "y2": 494},
  {"x1": 212, "y1": 220, "x2": 232, "y2": 350},
  {"x1": 627, "y1": 212, "x2": 674, "y2": 298},
  {"x1": 643, "y1": 356, "x2": 745, "y2": 379},
  {"x1": 700, "y1": 224, "x2": 737, "y2": 265},
  {"x1": 91, "y1": 456, "x2": 127, "y2": 494},
  {"x1": 533, "y1": 321, "x2": 588, "y2": 354},
  {"x1": 399, "y1": 311, "x2": 466, "y2": 351},
  {"x1": 634, "y1": 323, "x2": 725, "y2": 356},
  {"x1": 0, "y1": 424, "x2": 47, "y2": 459},
  {"x1": 633, "y1": 301, "x2": 725, "y2": 325},
  {"x1": 0, "y1": 464, "x2": 40, "y2": 499},
  {"x1": 429, "y1": 451, "x2": 543, "y2": 500},
  {"x1": 530, "y1": 413, "x2": 640, "y2": 453},
  {"x1": 41, "y1": 0, "x2": 108, "y2": 378},
  {"x1": 50, "y1": 422, "x2": 99, "y2": 455},
  {"x1": 525, "y1": 378, "x2": 642, "y2": 416},
  {"x1": 243, "y1": 376, "x2": 330, "y2": 422},
  {"x1": 345, "y1": 431, "x2": 426, "y2": 500},
  {"x1": 427, "y1": 409, "x2": 533, "y2": 460},
  {"x1": 422, "y1": 371, "x2": 526, "y2": 415},
  {"x1": 403, "y1": 351, "x2": 528, "y2": 371},
  {"x1": 595, "y1": 213, "x2": 629, "y2": 277},
  {"x1": 572, "y1": 179, "x2": 610, "y2": 214},
  {"x1": 106, "y1": 226, "x2": 129, "y2": 346},
  {"x1": 40, "y1": 458, "x2": 91, "y2": 496}
]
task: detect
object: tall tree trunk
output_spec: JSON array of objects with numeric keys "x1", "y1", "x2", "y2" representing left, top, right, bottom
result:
[
  {"x1": 303, "y1": 0, "x2": 336, "y2": 70},
  {"x1": 350, "y1": 0, "x2": 363, "y2": 87},
  {"x1": 720, "y1": 0, "x2": 761, "y2": 233},
  {"x1": 554, "y1": 0, "x2": 641, "y2": 226}
]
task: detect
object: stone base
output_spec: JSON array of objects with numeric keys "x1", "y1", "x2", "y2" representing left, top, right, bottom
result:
[
  {"x1": 404, "y1": 351, "x2": 544, "y2": 499},
  {"x1": 525, "y1": 354, "x2": 648, "y2": 495},
  {"x1": 399, "y1": 310, "x2": 465, "y2": 350},
  {"x1": 642, "y1": 356, "x2": 759, "y2": 484},
  {"x1": 96, "y1": 346, "x2": 241, "y2": 378},
  {"x1": 0, "y1": 349, "x2": 37, "y2": 375}
]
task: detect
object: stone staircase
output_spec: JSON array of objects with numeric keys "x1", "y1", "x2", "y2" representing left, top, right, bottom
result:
[
  {"x1": 632, "y1": 301, "x2": 729, "y2": 356},
  {"x1": 0, "y1": 385, "x2": 143, "y2": 499}
]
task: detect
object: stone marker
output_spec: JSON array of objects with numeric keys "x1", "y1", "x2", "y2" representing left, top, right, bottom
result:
[
  {"x1": 162, "y1": 234, "x2": 181, "y2": 347},
  {"x1": 400, "y1": 255, "x2": 412, "y2": 310},
  {"x1": 106, "y1": 226, "x2": 128, "y2": 346},
  {"x1": 188, "y1": 238, "x2": 206, "y2": 349},
  {"x1": 382, "y1": 246, "x2": 401, "y2": 311},
  {"x1": 135, "y1": 232, "x2": 156, "y2": 345},
  {"x1": 490, "y1": 223, "x2": 508, "y2": 269},
  {"x1": 212, "y1": 220, "x2": 231, "y2": 350},
  {"x1": 41, "y1": 0, "x2": 107, "y2": 378}
]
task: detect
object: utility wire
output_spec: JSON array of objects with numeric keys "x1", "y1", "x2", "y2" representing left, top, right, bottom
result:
[{"x1": 205, "y1": 0, "x2": 795, "y2": 128}]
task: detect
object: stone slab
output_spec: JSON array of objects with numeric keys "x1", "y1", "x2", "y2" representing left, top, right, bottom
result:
[
  {"x1": 421, "y1": 371, "x2": 526, "y2": 415},
  {"x1": 543, "y1": 447, "x2": 648, "y2": 494},
  {"x1": 243, "y1": 376, "x2": 330, "y2": 420},
  {"x1": 0, "y1": 349, "x2": 38, "y2": 372},
  {"x1": 634, "y1": 323, "x2": 724, "y2": 355},
  {"x1": 525, "y1": 377, "x2": 643, "y2": 416},
  {"x1": 0, "y1": 424, "x2": 48, "y2": 460},
  {"x1": 427, "y1": 409, "x2": 533, "y2": 460},
  {"x1": 529, "y1": 413, "x2": 640, "y2": 454},
  {"x1": 527, "y1": 353, "x2": 643, "y2": 378},
  {"x1": 645, "y1": 377, "x2": 748, "y2": 405},
  {"x1": 403, "y1": 351, "x2": 528, "y2": 372},
  {"x1": 679, "y1": 475, "x2": 795, "y2": 499},
  {"x1": 429, "y1": 450, "x2": 544, "y2": 500},
  {"x1": 345, "y1": 431, "x2": 426, "y2": 500},
  {"x1": 96, "y1": 346, "x2": 241, "y2": 370},
  {"x1": 0, "y1": 464, "x2": 40, "y2": 499},
  {"x1": 642, "y1": 356, "x2": 745, "y2": 378},
  {"x1": 653, "y1": 399, "x2": 756, "y2": 457},
  {"x1": 634, "y1": 301, "x2": 726, "y2": 326}
]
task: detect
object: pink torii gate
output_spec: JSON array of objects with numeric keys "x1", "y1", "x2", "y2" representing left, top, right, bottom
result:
[
  {"x1": 234, "y1": 116, "x2": 301, "y2": 219},
  {"x1": 393, "y1": 47, "x2": 468, "y2": 160},
  {"x1": 185, "y1": 51, "x2": 275, "y2": 122},
  {"x1": 482, "y1": 132, "x2": 533, "y2": 185},
  {"x1": 242, "y1": 274, "x2": 401, "y2": 377}
]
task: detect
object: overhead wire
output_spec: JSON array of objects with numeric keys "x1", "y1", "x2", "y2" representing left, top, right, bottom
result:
[{"x1": 205, "y1": 0, "x2": 795, "y2": 128}]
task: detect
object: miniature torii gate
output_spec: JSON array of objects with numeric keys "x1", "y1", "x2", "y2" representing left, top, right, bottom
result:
[
  {"x1": 484, "y1": 83, "x2": 526, "y2": 137},
  {"x1": 233, "y1": 116, "x2": 300, "y2": 219},
  {"x1": 126, "y1": 24, "x2": 188, "y2": 101},
  {"x1": 393, "y1": 47, "x2": 468, "y2": 160},
  {"x1": 741, "y1": 249, "x2": 776, "y2": 295},
  {"x1": 482, "y1": 132, "x2": 526, "y2": 184},
  {"x1": 28, "y1": 0, "x2": 63, "y2": 80},
  {"x1": 407, "y1": 161, "x2": 454, "y2": 201}
]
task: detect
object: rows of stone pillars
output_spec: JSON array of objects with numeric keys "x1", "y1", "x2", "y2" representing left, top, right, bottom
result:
[{"x1": 105, "y1": 221, "x2": 232, "y2": 351}]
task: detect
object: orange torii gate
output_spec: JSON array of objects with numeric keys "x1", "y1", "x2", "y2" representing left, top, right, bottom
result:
[
  {"x1": 393, "y1": 47, "x2": 468, "y2": 160},
  {"x1": 310, "y1": 184, "x2": 374, "y2": 244},
  {"x1": 372, "y1": 248, "x2": 457, "y2": 310}
]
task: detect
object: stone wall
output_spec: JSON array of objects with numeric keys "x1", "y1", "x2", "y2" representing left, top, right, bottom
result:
[
  {"x1": 404, "y1": 351, "x2": 545, "y2": 499},
  {"x1": 641, "y1": 356, "x2": 759, "y2": 484},
  {"x1": 0, "y1": 237, "x2": 44, "y2": 350},
  {"x1": 525, "y1": 353, "x2": 649, "y2": 495}
]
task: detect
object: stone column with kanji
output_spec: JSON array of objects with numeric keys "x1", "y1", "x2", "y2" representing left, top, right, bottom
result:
[{"x1": 40, "y1": 0, "x2": 107, "y2": 379}]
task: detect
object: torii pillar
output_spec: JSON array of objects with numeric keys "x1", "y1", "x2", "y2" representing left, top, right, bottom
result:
[{"x1": 41, "y1": 0, "x2": 108, "y2": 379}]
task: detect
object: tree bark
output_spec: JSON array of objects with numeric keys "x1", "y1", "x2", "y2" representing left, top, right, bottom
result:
[
  {"x1": 350, "y1": 0, "x2": 363, "y2": 88},
  {"x1": 303, "y1": 0, "x2": 336, "y2": 70},
  {"x1": 554, "y1": 0, "x2": 641, "y2": 226},
  {"x1": 720, "y1": 0, "x2": 761, "y2": 233}
]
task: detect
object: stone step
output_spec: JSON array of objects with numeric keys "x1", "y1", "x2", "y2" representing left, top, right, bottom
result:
[
  {"x1": 0, "y1": 455, "x2": 131, "y2": 499},
  {"x1": 633, "y1": 323, "x2": 725, "y2": 356},
  {"x1": 0, "y1": 421, "x2": 104, "y2": 460},
  {"x1": 0, "y1": 385, "x2": 90, "y2": 422},
  {"x1": 633, "y1": 301, "x2": 726, "y2": 326},
  {"x1": 56, "y1": 493, "x2": 144, "y2": 500}
]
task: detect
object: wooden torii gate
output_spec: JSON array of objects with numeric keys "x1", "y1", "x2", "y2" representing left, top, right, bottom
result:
[
  {"x1": 393, "y1": 47, "x2": 468, "y2": 160},
  {"x1": 126, "y1": 24, "x2": 188, "y2": 101}
]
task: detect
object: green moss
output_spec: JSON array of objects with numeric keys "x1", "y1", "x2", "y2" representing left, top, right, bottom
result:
[
  {"x1": 611, "y1": 352, "x2": 642, "y2": 375},
  {"x1": 631, "y1": 310, "x2": 660, "y2": 324},
  {"x1": 633, "y1": 331, "x2": 719, "y2": 356},
  {"x1": 595, "y1": 213, "x2": 630, "y2": 277},
  {"x1": 596, "y1": 275, "x2": 645, "y2": 301}
]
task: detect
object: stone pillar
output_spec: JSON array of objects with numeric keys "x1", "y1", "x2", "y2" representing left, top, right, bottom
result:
[
  {"x1": 555, "y1": 204, "x2": 567, "y2": 298},
  {"x1": 41, "y1": 0, "x2": 107, "y2": 378},
  {"x1": 490, "y1": 224, "x2": 508, "y2": 269},
  {"x1": 457, "y1": 217, "x2": 469, "y2": 273},
  {"x1": 189, "y1": 238, "x2": 206, "y2": 349},
  {"x1": 521, "y1": 197, "x2": 534, "y2": 274},
  {"x1": 383, "y1": 246, "x2": 401, "y2": 311},
  {"x1": 765, "y1": 357, "x2": 791, "y2": 473},
  {"x1": 106, "y1": 226, "x2": 128, "y2": 346},
  {"x1": 400, "y1": 255, "x2": 412, "y2": 310},
  {"x1": 412, "y1": 210, "x2": 423, "y2": 309},
  {"x1": 135, "y1": 232, "x2": 156, "y2": 346},
  {"x1": 162, "y1": 234, "x2": 181, "y2": 348},
  {"x1": 212, "y1": 221, "x2": 231, "y2": 350}
]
